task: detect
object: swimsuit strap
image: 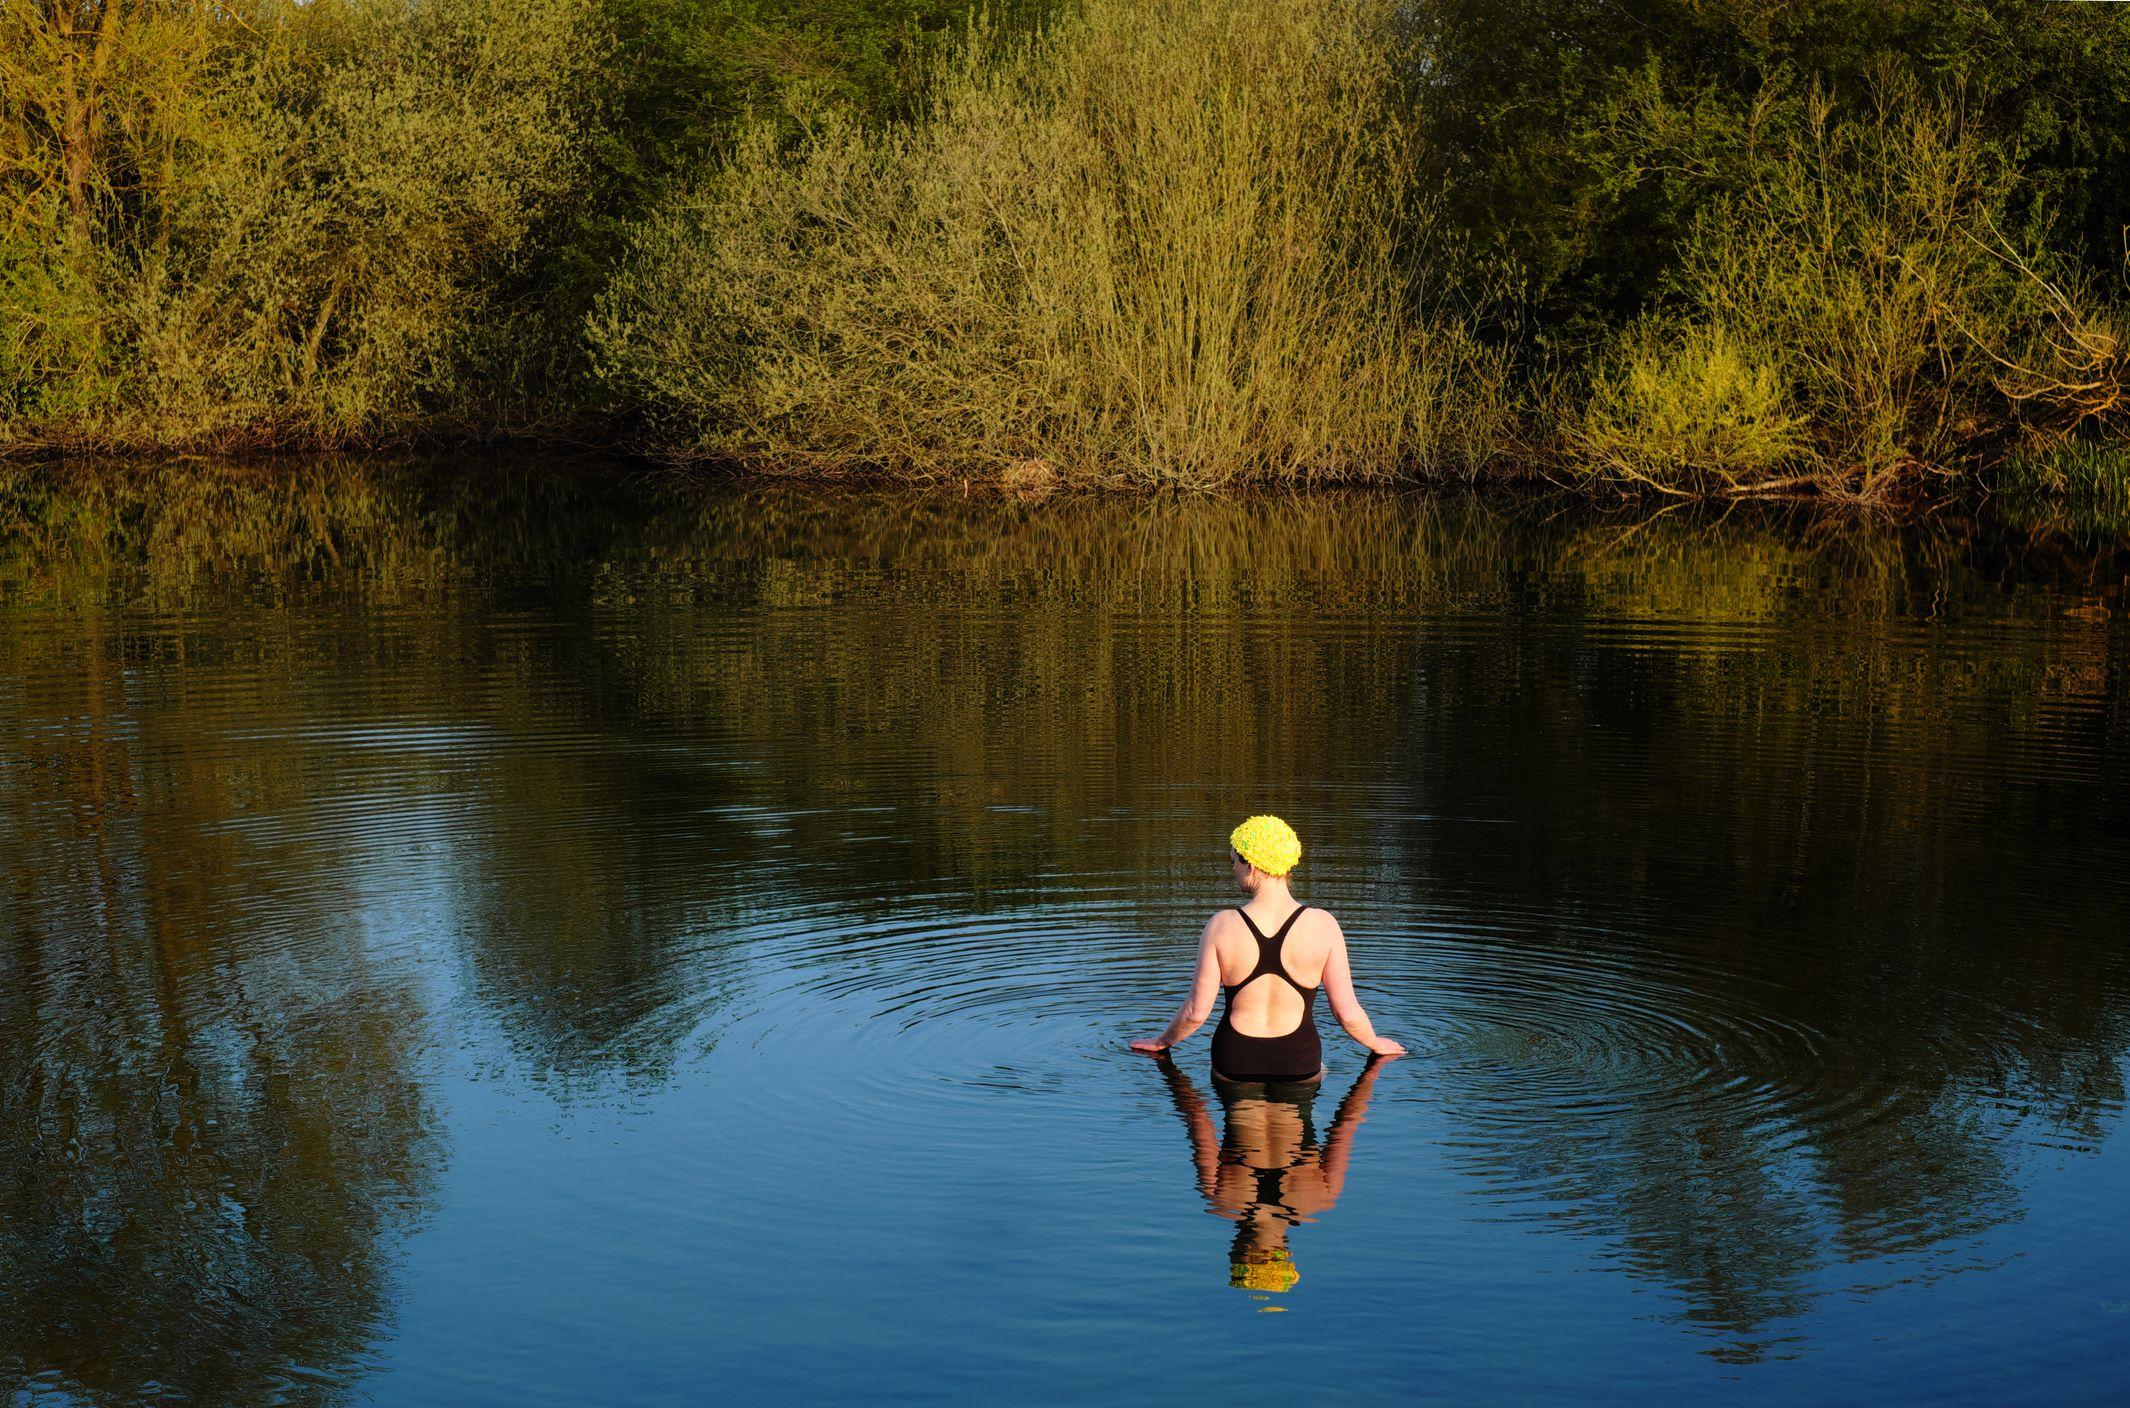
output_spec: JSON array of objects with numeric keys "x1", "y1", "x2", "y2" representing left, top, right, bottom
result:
[{"x1": 1234, "y1": 905, "x2": 1308, "y2": 988}]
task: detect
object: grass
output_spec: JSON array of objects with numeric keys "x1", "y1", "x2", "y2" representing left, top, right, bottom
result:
[{"x1": 1996, "y1": 437, "x2": 2130, "y2": 537}]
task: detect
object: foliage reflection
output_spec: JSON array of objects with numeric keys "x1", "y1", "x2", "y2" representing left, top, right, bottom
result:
[{"x1": 0, "y1": 459, "x2": 2124, "y2": 1383}]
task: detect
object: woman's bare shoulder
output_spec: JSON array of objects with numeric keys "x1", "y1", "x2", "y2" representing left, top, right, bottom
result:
[
  {"x1": 1201, "y1": 908, "x2": 1249, "y2": 965},
  {"x1": 1291, "y1": 905, "x2": 1344, "y2": 957},
  {"x1": 1300, "y1": 904, "x2": 1344, "y2": 936}
]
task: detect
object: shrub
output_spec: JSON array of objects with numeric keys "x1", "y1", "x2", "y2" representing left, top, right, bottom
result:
[
  {"x1": 1574, "y1": 324, "x2": 1806, "y2": 494},
  {"x1": 1408, "y1": 0, "x2": 2130, "y2": 331},
  {"x1": 589, "y1": 0, "x2": 1506, "y2": 485},
  {"x1": 0, "y1": 0, "x2": 599, "y2": 449},
  {"x1": 1571, "y1": 75, "x2": 2127, "y2": 499},
  {"x1": 1681, "y1": 83, "x2": 2017, "y2": 494}
]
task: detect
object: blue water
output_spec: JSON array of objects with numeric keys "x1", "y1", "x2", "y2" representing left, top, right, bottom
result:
[{"x1": 2, "y1": 468, "x2": 2125, "y2": 1404}]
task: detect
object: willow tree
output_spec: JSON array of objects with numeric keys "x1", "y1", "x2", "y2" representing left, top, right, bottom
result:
[{"x1": 0, "y1": 0, "x2": 599, "y2": 449}]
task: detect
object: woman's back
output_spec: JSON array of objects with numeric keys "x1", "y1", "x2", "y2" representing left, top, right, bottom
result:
[
  {"x1": 1209, "y1": 902, "x2": 1329, "y2": 1081},
  {"x1": 1212, "y1": 903, "x2": 1334, "y2": 1039}
]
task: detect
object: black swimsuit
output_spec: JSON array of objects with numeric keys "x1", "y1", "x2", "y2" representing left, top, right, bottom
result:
[{"x1": 1210, "y1": 905, "x2": 1323, "y2": 1082}]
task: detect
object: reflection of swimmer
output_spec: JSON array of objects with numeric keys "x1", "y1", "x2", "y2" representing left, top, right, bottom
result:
[
  {"x1": 1153, "y1": 1053, "x2": 1390, "y2": 1296},
  {"x1": 1131, "y1": 815, "x2": 1403, "y2": 1079}
]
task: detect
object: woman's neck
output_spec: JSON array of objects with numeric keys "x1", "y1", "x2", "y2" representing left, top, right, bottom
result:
[{"x1": 1249, "y1": 877, "x2": 1295, "y2": 907}]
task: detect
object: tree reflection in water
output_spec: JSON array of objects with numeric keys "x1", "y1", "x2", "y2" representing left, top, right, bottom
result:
[
  {"x1": 0, "y1": 458, "x2": 2123, "y2": 1385},
  {"x1": 0, "y1": 606, "x2": 440, "y2": 1405}
]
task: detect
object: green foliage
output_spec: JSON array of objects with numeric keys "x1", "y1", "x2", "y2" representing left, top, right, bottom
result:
[
  {"x1": 0, "y1": 0, "x2": 599, "y2": 448},
  {"x1": 0, "y1": 0, "x2": 1020, "y2": 442},
  {"x1": 1410, "y1": 0, "x2": 2130, "y2": 334},
  {"x1": 526, "y1": 0, "x2": 999, "y2": 396},
  {"x1": 1669, "y1": 82, "x2": 2022, "y2": 493},
  {"x1": 1575, "y1": 323, "x2": 1805, "y2": 494},
  {"x1": 589, "y1": 0, "x2": 1506, "y2": 484},
  {"x1": 1569, "y1": 78, "x2": 2128, "y2": 499},
  {"x1": 2003, "y1": 438, "x2": 2130, "y2": 504},
  {"x1": 1998, "y1": 437, "x2": 2130, "y2": 537},
  {"x1": 2, "y1": 0, "x2": 2128, "y2": 517}
]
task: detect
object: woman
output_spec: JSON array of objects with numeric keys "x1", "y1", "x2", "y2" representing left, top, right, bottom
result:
[{"x1": 1130, "y1": 815, "x2": 1403, "y2": 1079}]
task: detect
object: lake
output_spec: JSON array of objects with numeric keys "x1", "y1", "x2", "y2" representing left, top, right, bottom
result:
[{"x1": 3, "y1": 461, "x2": 2126, "y2": 1405}]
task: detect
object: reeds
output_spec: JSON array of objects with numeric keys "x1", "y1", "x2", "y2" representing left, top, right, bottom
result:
[{"x1": 1997, "y1": 437, "x2": 2130, "y2": 537}]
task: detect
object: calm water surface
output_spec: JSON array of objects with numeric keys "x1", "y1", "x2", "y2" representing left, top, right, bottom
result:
[{"x1": 3, "y1": 463, "x2": 2127, "y2": 1404}]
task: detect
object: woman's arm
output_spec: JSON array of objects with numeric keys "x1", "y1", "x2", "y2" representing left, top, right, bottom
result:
[
  {"x1": 1319, "y1": 917, "x2": 1405, "y2": 1056},
  {"x1": 1129, "y1": 916, "x2": 1225, "y2": 1053}
]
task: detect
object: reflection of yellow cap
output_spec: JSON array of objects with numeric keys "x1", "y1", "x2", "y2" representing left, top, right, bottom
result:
[
  {"x1": 1229, "y1": 1248, "x2": 1300, "y2": 1293},
  {"x1": 1230, "y1": 815, "x2": 1301, "y2": 876}
]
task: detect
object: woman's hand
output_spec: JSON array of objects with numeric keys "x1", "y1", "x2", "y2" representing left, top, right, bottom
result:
[
  {"x1": 1365, "y1": 1036, "x2": 1406, "y2": 1058},
  {"x1": 1129, "y1": 1038, "x2": 1170, "y2": 1054}
]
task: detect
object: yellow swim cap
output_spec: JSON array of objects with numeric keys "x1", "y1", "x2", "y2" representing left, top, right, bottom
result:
[
  {"x1": 1230, "y1": 815, "x2": 1301, "y2": 876},
  {"x1": 1229, "y1": 1248, "x2": 1300, "y2": 1293}
]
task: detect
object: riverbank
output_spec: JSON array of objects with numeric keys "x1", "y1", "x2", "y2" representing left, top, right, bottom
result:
[
  {"x1": 7, "y1": 1, "x2": 2128, "y2": 508},
  {"x1": 9, "y1": 439, "x2": 2130, "y2": 550},
  {"x1": 7, "y1": 455, "x2": 2130, "y2": 610}
]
